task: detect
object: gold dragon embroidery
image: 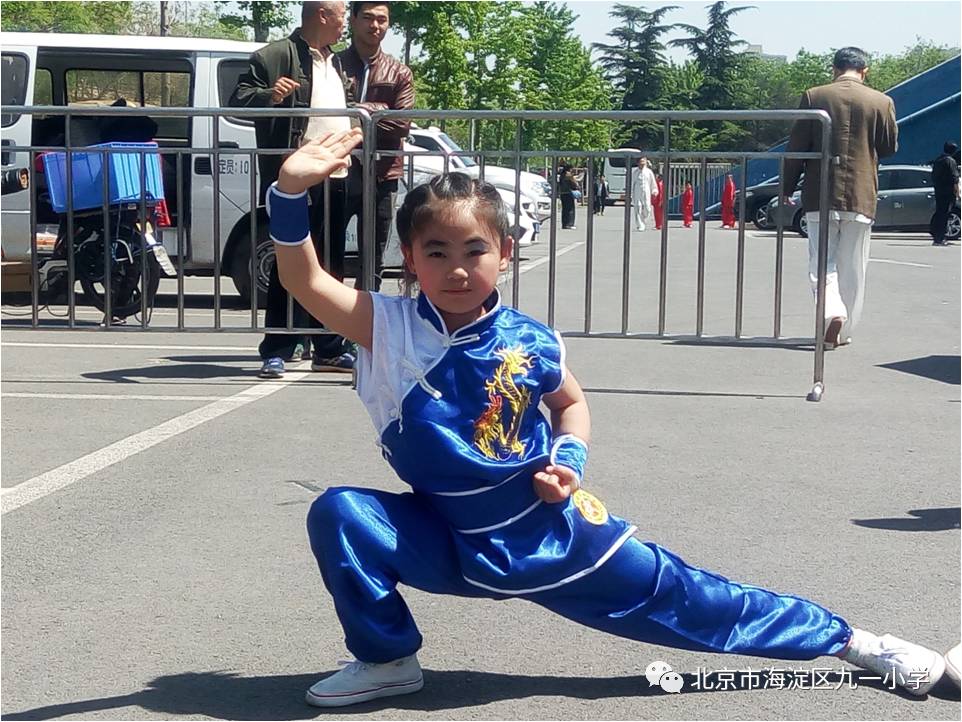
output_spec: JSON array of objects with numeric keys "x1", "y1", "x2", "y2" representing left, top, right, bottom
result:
[{"x1": 473, "y1": 345, "x2": 534, "y2": 460}]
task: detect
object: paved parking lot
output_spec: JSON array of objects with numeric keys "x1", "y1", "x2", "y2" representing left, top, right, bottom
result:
[{"x1": 2, "y1": 216, "x2": 960, "y2": 719}]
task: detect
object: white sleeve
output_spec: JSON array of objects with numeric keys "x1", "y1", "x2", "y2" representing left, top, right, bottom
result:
[{"x1": 355, "y1": 293, "x2": 414, "y2": 433}]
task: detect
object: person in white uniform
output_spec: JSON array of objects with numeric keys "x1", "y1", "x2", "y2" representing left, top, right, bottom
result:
[
  {"x1": 630, "y1": 157, "x2": 658, "y2": 231},
  {"x1": 783, "y1": 46, "x2": 898, "y2": 348}
]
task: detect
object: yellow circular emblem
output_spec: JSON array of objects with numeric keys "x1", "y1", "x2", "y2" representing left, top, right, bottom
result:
[{"x1": 573, "y1": 488, "x2": 608, "y2": 525}]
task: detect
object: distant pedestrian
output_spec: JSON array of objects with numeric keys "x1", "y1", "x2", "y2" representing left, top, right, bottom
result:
[
  {"x1": 630, "y1": 157, "x2": 657, "y2": 231},
  {"x1": 652, "y1": 174, "x2": 664, "y2": 230},
  {"x1": 559, "y1": 164, "x2": 580, "y2": 229},
  {"x1": 929, "y1": 141, "x2": 959, "y2": 246},
  {"x1": 593, "y1": 174, "x2": 609, "y2": 215},
  {"x1": 784, "y1": 46, "x2": 898, "y2": 349},
  {"x1": 721, "y1": 174, "x2": 737, "y2": 228},
  {"x1": 681, "y1": 180, "x2": 694, "y2": 227}
]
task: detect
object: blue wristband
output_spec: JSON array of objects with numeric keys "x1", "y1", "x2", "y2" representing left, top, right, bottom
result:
[
  {"x1": 550, "y1": 434, "x2": 588, "y2": 482},
  {"x1": 267, "y1": 182, "x2": 311, "y2": 246}
]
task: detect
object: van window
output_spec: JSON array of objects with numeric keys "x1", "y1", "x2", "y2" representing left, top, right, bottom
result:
[
  {"x1": 35, "y1": 68, "x2": 53, "y2": 105},
  {"x1": 66, "y1": 69, "x2": 189, "y2": 107},
  {"x1": 606, "y1": 156, "x2": 630, "y2": 169},
  {"x1": 217, "y1": 58, "x2": 253, "y2": 127},
  {"x1": 1, "y1": 53, "x2": 28, "y2": 127}
]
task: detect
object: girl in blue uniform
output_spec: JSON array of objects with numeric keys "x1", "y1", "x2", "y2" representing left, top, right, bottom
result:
[{"x1": 269, "y1": 130, "x2": 945, "y2": 707}]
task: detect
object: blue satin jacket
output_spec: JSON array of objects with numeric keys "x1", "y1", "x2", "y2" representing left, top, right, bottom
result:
[{"x1": 356, "y1": 290, "x2": 636, "y2": 595}]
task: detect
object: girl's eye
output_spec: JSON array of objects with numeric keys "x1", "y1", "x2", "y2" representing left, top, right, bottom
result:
[
  {"x1": 468, "y1": 249, "x2": 486, "y2": 257},
  {"x1": 427, "y1": 251, "x2": 445, "y2": 258}
]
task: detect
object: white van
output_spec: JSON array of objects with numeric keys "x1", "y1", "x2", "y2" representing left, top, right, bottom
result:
[
  {"x1": 0, "y1": 32, "x2": 284, "y2": 300},
  {"x1": 601, "y1": 147, "x2": 641, "y2": 205}
]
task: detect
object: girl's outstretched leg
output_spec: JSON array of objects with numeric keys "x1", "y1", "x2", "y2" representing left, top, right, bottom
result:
[{"x1": 532, "y1": 537, "x2": 944, "y2": 695}]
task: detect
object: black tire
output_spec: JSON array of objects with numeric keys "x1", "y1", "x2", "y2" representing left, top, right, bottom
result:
[
  {"x1": 76, "y1": 224, "x2": 161, "y2": 319},
  {"x1": 229, "y1": 222, "x2": 271, "y2": 309},
  {"x1": 752, "y1": 202, "x2": 773, "y2": 230},
  {"x1": 946, "y1": 208, "x2": 961, "y2": 241},
  {"x1": 794, "y1": 210, "x2": 808, "y2": 237}
]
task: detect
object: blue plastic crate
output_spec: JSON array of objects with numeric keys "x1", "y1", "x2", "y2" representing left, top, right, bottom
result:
[{"x1": 43, "y1": 142, "x2": 165, "y2": 213}]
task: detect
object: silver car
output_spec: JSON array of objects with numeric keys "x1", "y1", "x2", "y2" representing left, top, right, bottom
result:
[{"x1": 765, "y1": 165, "x2": 961, "y2": 240}]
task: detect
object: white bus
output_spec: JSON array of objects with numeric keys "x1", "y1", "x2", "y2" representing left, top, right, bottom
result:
[{"x1": 601, "y1": 147, "x2": 641, "y2": 205}]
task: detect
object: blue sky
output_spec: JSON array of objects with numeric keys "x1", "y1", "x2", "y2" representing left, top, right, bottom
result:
[{"x1": 377, "y1": 1, "x2": 962, "y2": 63}]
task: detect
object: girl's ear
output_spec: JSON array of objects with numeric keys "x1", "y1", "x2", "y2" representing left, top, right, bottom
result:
[{"x1": 499, "y1": 235, "x2": 515, "y2": 272}]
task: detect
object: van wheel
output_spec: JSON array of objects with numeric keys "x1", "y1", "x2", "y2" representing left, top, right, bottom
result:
[
  {"x1": 229, "y1": 225, "x2": 272, "y2": 309},
  {"x1": 795, "y1": 211, "x2": 808, "y2": 237}
]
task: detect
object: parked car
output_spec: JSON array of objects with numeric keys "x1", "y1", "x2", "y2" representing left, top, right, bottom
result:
[
  {"x1": 406, "y1": 125, "x2": 554, "y2": 220},
  {"x1": 764, "y1": 165, "x2": 961, "y2": 240},
  {"x1": 737, "y1": 175, "x2": 803, "y2": 230},
  {"x1": 345, "y1": 166, "x2": 541, "y2": 279}
]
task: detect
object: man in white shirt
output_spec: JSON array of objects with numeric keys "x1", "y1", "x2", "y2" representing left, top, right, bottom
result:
[{"x1": 630, "y1": 157, "x2": 658, "y2": 231}]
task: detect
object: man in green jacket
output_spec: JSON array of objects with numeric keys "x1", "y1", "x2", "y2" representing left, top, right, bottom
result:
[{"x1": 230, "y1": 1, "x2": 356, "y2": 377}]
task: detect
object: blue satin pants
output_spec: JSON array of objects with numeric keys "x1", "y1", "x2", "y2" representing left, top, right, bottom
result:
[{"x1": 307, "y1": 487, "x2": 851, "y2": 664}]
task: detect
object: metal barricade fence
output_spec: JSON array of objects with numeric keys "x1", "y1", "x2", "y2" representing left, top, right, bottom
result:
[{"x1": 1, "y1": 106, "x2": 833, "y2": 401}]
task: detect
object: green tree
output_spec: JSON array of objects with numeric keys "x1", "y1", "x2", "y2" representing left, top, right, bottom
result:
[
  {"x1": 669, "y1": 1, "x2": 754, "y2": 111},
  {"x1": 218, "y1": 0, "x2": 297, "y2": 42},
  {"x1": 867, "y1": 38, "x2": 958, "y2": 91},
  {"x1": 0, "y1": 1, "x2": 133, "y2": 33},
  {"x1": 128, "y1": 2, "x2": 246, "y2": 40}
]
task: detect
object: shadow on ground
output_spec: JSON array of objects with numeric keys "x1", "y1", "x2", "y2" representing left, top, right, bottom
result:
[
  {"x1": 851, "y1": 507, "x2": 961, "y2": 532},
  {"x1": 3, "y1": 668, "x2": 957, "y2": 720},
  {"x1": 877, "y1": 356, "x2": 961, "y2": 385}
]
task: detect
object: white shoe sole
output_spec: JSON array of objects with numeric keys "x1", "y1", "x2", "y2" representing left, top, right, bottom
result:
[
  {"x1": 944, "y1": 645, "x2": 961, "y2": 687},
  {"x1": 305, "y1": 676, "x2": 424, "y2": 707},
  {"x1": 907, "y1": 652, "x2": 945, "y2": 696}
]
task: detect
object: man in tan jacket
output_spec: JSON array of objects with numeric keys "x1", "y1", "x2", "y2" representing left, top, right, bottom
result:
[{"x1": 784, "y1": 47, "x2": 898, "y2": 348}]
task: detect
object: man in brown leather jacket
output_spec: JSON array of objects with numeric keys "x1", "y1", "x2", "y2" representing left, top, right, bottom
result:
[
  {"x1": 337, "y1": 1, "x2": 415, "y2": 290},
  {"x1": 784, "y1": 46, "x2": 898, "y2": 348}
]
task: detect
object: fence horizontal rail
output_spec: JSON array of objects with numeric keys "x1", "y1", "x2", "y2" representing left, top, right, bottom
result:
[{"x1": 0, "y1": 106, "x2": 834, "y2": 400}]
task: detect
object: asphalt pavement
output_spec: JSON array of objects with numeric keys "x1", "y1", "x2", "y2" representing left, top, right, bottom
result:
[{"x1": 1, "y1": 211, "x2": 960, "y2": 720}]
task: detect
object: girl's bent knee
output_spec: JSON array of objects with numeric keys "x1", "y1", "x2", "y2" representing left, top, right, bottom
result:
[{"x1": 307, "y1": 487, "x2": 368, "y2": 543}]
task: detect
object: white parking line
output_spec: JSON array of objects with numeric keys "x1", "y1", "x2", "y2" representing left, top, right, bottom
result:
[
  {"x1": 2, "y1": 342, "x2": 251, "y2": 351},
  {"x1": 0, "y1": 372, "x2": 309, "y2": 515},
  {"x1": 520, "y1": 242, "x2": 585, "y2": 273},
  {"x1": 2, "y1": 392, "x2": 225, "y2": 402},
  {"x1": 869, "y1": 258, "x2": 932, "y2": 268}
]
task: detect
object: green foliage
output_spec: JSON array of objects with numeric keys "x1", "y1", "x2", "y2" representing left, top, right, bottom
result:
[
  {"x1": 218, "y1": 1, "x2": 297, "y2": 42},
  {"x1": 867, "y1": 38, "x2": 958, "y2": 91},
  {"x1": 0, "y1": 1, "x2": 133, "y2": 33}
]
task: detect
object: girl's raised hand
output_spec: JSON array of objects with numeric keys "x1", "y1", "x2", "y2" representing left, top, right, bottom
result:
[
  {"x1": 532, "y1": 464, "x2": 580, "y2": 503},
  {"x1": 276, "y1": 129, "x2": 364, "y2": 195}
]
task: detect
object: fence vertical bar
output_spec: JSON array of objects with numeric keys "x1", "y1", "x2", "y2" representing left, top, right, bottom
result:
[
  {"x1": 176, "y1": 149, "x2": 185, "y2": 330},
  {"x1": 808, "y1": 115, "x2": 832, "y2": 401},
  {"x1": 29, "y1": 150, "x2": 39, "y2": 328},
  {"x1": 101, "y1": 148, "x2": 112, "y2": 325},
  {"x1": 361, "y1": 113, "x2": 377, "y2": 294},
  {"x1": 583, "y1": 155, "x2": 595, "y2": 334},
  {"x1": 734, "y1": 156, "x2": 748, "y2": 338},
  {"x1": 512, "y1": 119, "x2": 522, "y2": 309},
  {"x1": 621, "y1": 151, "x2": 632, "y2": 334},
  {"x1": 212, "y1": 117, "x2": 222, "y2": 330},
  {"x1": 65, "y1": 111, "x2": 76, "y2": 328},
  {"x1": 774, "y1": 155, "x2": 785, "y2": 338},
  {"x1": 249, "y1": 150, "x2": 258, "y2": 330},
  {"x1": 139, "y1": 146, "x2": 149, "y2": 327},
  {"x1": 696, "y1": 156, "x2": 707, "y2": 336},
  {"x1": 549, "y1": 156, "x2": 559, "y2": 321},
  {"x1": 658, "y1": 118, "x2": 671, "y2": 335}
]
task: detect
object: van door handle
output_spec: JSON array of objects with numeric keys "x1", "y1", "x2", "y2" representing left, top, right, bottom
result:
[
  {"x1": 219, "y1": 141, "x2": 240, "y2": 149},
  {"x1": 877, "y1": 194, "x2": 887, "y2": 200},
  {"x1": 195, "y1": 157, "x2": 212, "y2": 175},
  {"x1": 1, "y1": 138, "x2": 12, "y2": 166}
]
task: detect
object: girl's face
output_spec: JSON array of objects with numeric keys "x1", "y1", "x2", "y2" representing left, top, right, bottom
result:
[{"x1": 402, "y1": 202, "x2": 512, "y2": 333}]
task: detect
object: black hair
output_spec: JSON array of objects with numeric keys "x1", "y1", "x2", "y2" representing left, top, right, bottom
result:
[
  {"x1": 945, "y1": 141, "x2": 959, "y2": 155},
  {"x1": 833, "y1": 47, "x2": 869, "y2": 72},
  {"x1": 351, "y1": 1, "x2": 390, "y2": 18},
  {"x1": 396, "y1": 172, "x2": 510, "y2": 252}
]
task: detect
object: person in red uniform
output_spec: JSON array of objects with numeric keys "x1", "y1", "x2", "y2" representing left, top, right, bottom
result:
[
  {"x1": 653, "y1": 174, "x2": 665, "y2": 230},
  {"x1": 682, "y1": 180, "x2": 694, "y2": 227},
  {"x1": 721, "y1": 174, "x2": 736, "y2": 228}
]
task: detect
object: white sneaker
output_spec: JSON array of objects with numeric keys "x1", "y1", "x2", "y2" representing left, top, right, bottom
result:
[
  {"x1": 305, "y1": 654, "x2": 424, "y2": 707},
  {"x1": 945, "y1": 642, "x2": 961, "y2": 687},
  {"x1": 842, "y1": 628, "x2": 945, "y2": 696}
]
